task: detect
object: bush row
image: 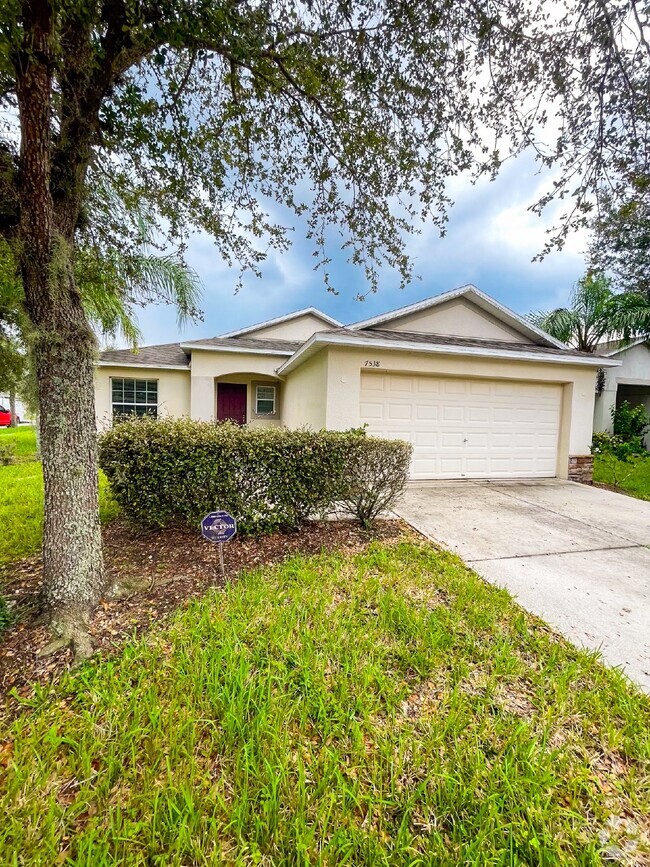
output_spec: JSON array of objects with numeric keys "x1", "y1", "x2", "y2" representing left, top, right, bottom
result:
[{"x1": 99, "y1": 418, "x2": 412, "y2": 534}]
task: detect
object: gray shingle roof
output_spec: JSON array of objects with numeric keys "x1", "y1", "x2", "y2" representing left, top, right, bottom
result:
[
  {"x1": 334, "y1": 328, "x2": 607, "y2": 360},
  {"x1": 98, "y1": 335, "x2": 302, "y2": 368},
  {"x1": 98, "y1": 343, "x2": 189, "y2": 367},
  {"x1": 183, "y1": 336, "x2": 302, "y2": 353},
  {"x1": 98, "y1": 327, "x2": 608, "y2": 370}
]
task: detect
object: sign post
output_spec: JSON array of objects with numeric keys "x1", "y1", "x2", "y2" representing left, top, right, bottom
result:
[{"x1": 201, "y1": 511, "x2": 237, "y2": 581}]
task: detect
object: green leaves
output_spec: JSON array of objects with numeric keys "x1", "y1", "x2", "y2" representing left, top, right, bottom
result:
[
  {"x1": 98, "y1": 419, "x2": 410, "y2": 534},
  {"x1": 529, "y1": 273, "x2": 650, "y2": 351}
]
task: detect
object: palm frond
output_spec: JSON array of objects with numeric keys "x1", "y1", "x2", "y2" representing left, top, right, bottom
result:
[
  {"x1": 529, "y1": 308, "x2": 579, "y2": 346},
  {"x1": 117, "y1": 253, "x2": 202, "y2": 327},
  {"x1": 604, "y1": 292, "x2": 650, "y2": 344}
]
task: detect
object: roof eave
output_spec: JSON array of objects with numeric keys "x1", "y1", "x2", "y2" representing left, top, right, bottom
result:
[
  {"x1": 180, "y1": 342, "x2": 295, "y2": 356},
  {"x1": 277, "y1": 332, "x2": 621, "y2": 375},
  {"x1": 347, "y1": 284, "x2": 569, "y2": 351},
  {"x1": 217, "y1": 307, "x2": 342, "y2": 339},
  {"x1": 96, "y1": 361, "x2": 190, "y2": 370}
]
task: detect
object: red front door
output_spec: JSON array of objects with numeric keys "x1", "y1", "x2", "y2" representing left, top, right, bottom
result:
[{"x1": 217, "y1": 383, "x2": 247, "y2": 425}]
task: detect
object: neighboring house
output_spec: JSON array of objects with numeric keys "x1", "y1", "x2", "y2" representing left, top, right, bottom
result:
[
  {"x1": 95, "y1": 284, "x2": 618, "y2": 481},
  {"x1": 593, "y1": 338, "x2": 650, "y2": 448}
]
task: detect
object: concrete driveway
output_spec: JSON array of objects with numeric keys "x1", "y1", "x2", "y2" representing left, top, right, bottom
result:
[{"x1": 397, "y1": 480, "x2": 650, "y2": 692}]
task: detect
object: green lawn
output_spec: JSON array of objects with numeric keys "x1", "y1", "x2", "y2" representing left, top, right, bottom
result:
[
  {"x1": 1, "y1": 541, "x2": 648, "y2": 864},
  {"x1": 593, "y1": 453, "x2": 650, "y2": 501},
  {"x1": 0, "y1": 463, "x2": 119, "y2": 565},
  {"x1": 0, "y1": 424, "x2": 38, "y2": 461}
]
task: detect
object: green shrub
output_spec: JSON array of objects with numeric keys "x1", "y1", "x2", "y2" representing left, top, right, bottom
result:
[
  {"x1": 338, "y1": 437, "x2": 413, "y2": 528},
  {"x1": 591, "y1": 431, "x2": 646, "y2": 461},
  {"x1": 611, "y1": 400, "x2": 650, "y2": 442},
  {"x1": 0, "y1": 440, "x2": 15, "y2": 465},
  {"x1": 99, "y1": 418, "x2": 406, "y2": 535}
]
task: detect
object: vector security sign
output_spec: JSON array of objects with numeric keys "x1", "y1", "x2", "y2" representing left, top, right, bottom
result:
[{"x1": 201, "y1": 511, "x2": 237, "y2": 543}]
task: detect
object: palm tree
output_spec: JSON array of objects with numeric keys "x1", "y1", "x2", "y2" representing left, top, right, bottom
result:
[
  {"x1": 1, "y1": 223, "x2": 201, "y2": 427},
  {"x1": 530, "y1": 273, "x2": 650, "y2": 352}
]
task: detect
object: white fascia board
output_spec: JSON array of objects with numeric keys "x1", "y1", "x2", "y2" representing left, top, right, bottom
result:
[
  {"x1": 347, "y1": 284, "x2": 569, "y2": 351},
  {"x1": 465, "y1": 286, "x2": 570, "y2": 350},
  {"x1": 218, "y1": 307, "x2": 342, "y2": 338},
  {"x1": 277, "y1": 332, "x2": 622, "y2": 375},
  {"x1": 347, "y1": 284, "x2": 477, "y2": 329},
  {"x1": 96, "y1": 361, "x2": 190, "y2": 370},
  {"x1": 180, "y1": 343, "x2": 294, "y2": 356}
]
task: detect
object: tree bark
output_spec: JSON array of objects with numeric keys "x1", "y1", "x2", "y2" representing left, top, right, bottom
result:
[
  {"x1": 15, "y1": 0, "x2": 104, "y2": 659},
  {"x1": 9, "y1": 391, "x2": 17, "y2": 426},
  {"x1": 27, "y1": 249, "x2": 104, "y2": 658}
]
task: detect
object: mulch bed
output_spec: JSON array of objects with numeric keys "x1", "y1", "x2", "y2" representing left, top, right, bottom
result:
[{"x1": 0, "y1": 518, "x2": 406, "y2": 721}]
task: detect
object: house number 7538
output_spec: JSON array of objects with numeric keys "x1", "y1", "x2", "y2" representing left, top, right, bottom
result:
[{"x1": 364, "y1": 360, "x2": 380, "y2": 367}]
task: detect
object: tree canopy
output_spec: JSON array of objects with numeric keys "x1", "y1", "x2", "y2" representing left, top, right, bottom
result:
[
  {"x1": 2, "y1": 0, "x2": 648, "y2": 288},
  {"x1": 589, "y1": 172, "x2": 650, "y2": 298}
]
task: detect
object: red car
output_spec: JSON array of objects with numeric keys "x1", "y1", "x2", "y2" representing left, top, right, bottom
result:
[{"x1": 0, "y1": 405, "x2": 20, "y2": 427}]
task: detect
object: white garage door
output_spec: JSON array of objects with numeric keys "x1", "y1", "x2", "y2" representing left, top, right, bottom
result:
[{"x1": 360, "y1": 372, "x2": 562, "y2": 480}]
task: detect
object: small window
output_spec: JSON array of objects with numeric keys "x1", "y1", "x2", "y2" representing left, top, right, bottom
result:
[
  {"x1": 112, "y1": 378, "x2": 158, "y2": 420},
  {"x1": 255, "y1": 385, "x2": 276, "y2": 415}
]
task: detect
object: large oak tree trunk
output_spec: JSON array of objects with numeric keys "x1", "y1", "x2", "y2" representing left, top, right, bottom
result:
[
  {"x1": 27, "y1": 250, "x2": 104, "y2": 658},
  {"x1": 9, "y1": 391, "x2": 17, "y2": 427},
  {"x1": 16, "y1": 0, "x2": 104, "y2": 659}
]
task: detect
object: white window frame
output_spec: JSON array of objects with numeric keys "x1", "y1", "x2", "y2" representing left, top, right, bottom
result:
[
  {"x1": 255, "y1": 384, "x2": 277, "y2": 415},
  {"x1": 111, "y1": 377, "x2": 159, "y2": 419}
]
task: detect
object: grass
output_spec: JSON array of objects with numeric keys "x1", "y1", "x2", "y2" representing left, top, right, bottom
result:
[
  {"x1": 0, "y1": 424, "x2": 38, "y2": 461},
  {"x1": 1, "y1": 541, "x2": 648, "y2": 864},
  {"x1": 0, "y1": 463, "x2": 119, "y2": 566},
  {"x1": 593, "y1": 453, "x2": 650, "y2": 501}
]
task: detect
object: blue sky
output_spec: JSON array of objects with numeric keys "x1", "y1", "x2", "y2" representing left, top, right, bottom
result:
[{"x1": 133, "y1": 151, "x2": 587, "y2": 346}]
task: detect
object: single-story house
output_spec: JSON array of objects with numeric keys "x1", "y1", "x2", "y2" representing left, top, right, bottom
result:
[
  {"x1": 593, "y1": 338, "x2": 650, "y2": 448},
  {"x1": 95, "y1": 284, "x2": 619, "y2": 482}
]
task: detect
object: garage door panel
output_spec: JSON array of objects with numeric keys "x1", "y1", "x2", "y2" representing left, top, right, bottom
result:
[
  {"x1": 387, "y1": 404, "x2": 412, "y2": 420},
  {"x1": 389, "y1": 376, "x2": 413, "y2": 392},
  {"x1": 415, "y1": 405, "x2": 438, "y2": 420},
  {"x1": 360, "y1": 372, "x2": 561, "y2": 480},
  {"x1": 417, "y1": 379, "x2": 441, "y2": 394},
  {"x1": 414, "y1": 431, "x2": 438, "y2": 447},
  {"x1": 359, "y1": 401, "x2": 384, "y2": 419}
]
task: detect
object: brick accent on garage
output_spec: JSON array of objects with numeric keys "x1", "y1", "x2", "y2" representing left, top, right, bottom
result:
[{"x1": 568, "y1": 455, "x2": 594, "y2": 483}]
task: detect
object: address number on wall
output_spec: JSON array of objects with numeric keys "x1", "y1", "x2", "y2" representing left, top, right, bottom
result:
[{"x1": 364, "y1": 360, "x2": 381, "y2": 368}]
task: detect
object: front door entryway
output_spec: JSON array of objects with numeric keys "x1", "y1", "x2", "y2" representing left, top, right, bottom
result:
[{"x1": 217, "y1": 383, "x2": 247, "y2": 424}]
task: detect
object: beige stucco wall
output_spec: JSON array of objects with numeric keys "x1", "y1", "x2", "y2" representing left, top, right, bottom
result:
[
  {"x1": 282, "y1": 352, "x2": 328, "y2": 429},
  {"x1": 383, "y1": 298, "x2": 532, "y2": 343},
  {"x1": 293, "y1": 346, "x2": 597, "y2": 478},
  {"x1": 94, "y1": 366, "x2": 191, "y2": 431},
  {"x1": 243, "y1": 312, "x2": 337, "y2": 341}
]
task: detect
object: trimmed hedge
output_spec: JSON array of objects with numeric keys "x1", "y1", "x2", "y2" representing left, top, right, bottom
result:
[{"x1": 98, "y1": 418, "x2": 412, "y2": 534}]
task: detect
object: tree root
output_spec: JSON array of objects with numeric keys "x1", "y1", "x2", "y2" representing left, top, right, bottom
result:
[{"x1": 37, "y1": 612, "x2": 95, "y2": 666}]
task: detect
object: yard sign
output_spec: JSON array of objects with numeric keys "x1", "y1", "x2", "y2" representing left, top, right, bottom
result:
[{"x1": 201, "y1": 511, "x2": 237, "y2": 578}]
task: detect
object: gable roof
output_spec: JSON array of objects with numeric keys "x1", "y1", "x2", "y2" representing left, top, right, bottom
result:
[
  {"x1": 347, "y1": 284, "x2": 568, "y2": 350},
  {"x1": 277, "y1": 327, "x2": 620, "y2": 375},
  {"x1": 219, "y1": 307, "x2": 342, "y2": 338}
]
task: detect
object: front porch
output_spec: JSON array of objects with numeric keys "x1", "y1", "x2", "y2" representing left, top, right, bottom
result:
[{"x1": 214, "y1": 374, "x2": 282, "y2": 426}]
